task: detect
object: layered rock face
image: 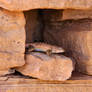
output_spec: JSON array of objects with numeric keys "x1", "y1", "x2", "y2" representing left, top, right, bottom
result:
[
  {"x1": 0, "y1": 8, "x2": 25, "y2": 71},
  {"x1": 43, "y1": 10, "x2": 92, "y2": 75},
  {"x1": 62, "y1": 9, "x2": 92, "y2": 20},
  {"x1": 0, "y1": 0, "x2": 92, "y2": 11},
  {"x1": 0, "y1": 69, "x2": 15, "y2": 76},
  {"x1": 0, "y1": 0, "x2": 92, "y2": 80}
]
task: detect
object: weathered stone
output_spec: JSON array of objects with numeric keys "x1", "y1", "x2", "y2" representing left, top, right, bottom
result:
[
  {"x1": 0, "y1": 69, "x2": 15, "y2": 76},
  {"x1": 62, "y1": 9, "x2": 92, "y2": 20},
  {"x1": 0, "y1": 8, "x2": 25, "y2": 31},
  {"x1": 24, "y1": 10, "x2": 43, "y2": 43},
  {"x1": 0, "y1": 8, "x2": 25, "y2": 70},
  {"x1": 16, "y1": 52, "x2": 74, "y2": 81},
  {"x1": 41, "y1": 10, "x2": 63, "y2": 23},
  {"x1": 0, "y1": 0, "x2": 92, "y2": 11},
  {"x1": 0, "y1": 53, "x2": 25, "y2": 70},
  {"x1": 44, "y1": 17, "x2": 92, "y2": 75},
  {"x1": 0, "y1": 8, "x2": 25, "y2": 53},
  {"x1": 0, "y1": 28, "x2": 25, "y2": 53}
]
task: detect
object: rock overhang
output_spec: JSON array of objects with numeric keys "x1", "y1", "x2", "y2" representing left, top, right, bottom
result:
[{"x1": 0, "y1": 0, "x2": 92, "y2": 11}]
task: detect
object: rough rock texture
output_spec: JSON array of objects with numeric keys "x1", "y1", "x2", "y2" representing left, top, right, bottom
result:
[
  {"x1": 0, "y1": 53, "x2": 24, "y2": 70},
  {"x1": 41, "y1": 10, "x2": 63, "y2": 23},
  {"x1": 24, "y1": 10, "x2": 43, "y2": 43},
  {"x1": 44, "y1": 17, "x2": 92, "y2": 75},
  {"x1": 0, "y1": 69, "x2": 15, "y2": 76},
  {"x1": 0, "y1": 0, "x2": 92, "y2": 11},
  {"x1": 62, "y1": 9, "x2": 92, "y2": 20},
  {"x1": 16, "y1": 52, "x2": 74, "y2": 81},
  {"x1": 0, "y1": 8, "x2": 25, "y2": 70}
]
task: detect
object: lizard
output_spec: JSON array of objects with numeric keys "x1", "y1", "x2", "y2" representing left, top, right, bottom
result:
[{"x1": 25, "y1": 42, "x2": 64, "y2": 56}]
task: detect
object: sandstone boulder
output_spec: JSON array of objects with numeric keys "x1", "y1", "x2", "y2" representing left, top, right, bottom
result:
[
  {"x1": 0, "y1": 8, "x2": 25, "y2": 70},
  {"x1": 0, "y1": 8, "x2": 25, "y2": 53},
  {"x1": 16, "y1": 52, "x2": 74, "y2": 81},
  {"x1": 0, "y1": 0, "x2": 92, "y2": 11}
]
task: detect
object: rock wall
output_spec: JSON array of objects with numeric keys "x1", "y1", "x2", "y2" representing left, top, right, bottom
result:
[
  {"x1": 0, "y1": 0, "x2": 92, "y2": 80},
  {"x1": 0, "y1": 0, "x2": 92, "y2": 11},
  {"x1": 43, "y1": 10, "x2": 92, "y2": 75},
  {"x1": 0, "y1": 8, "x2": 25, "y2": 72},
  {"x1": 24, "y1": 10, "x2": 43, "y2": 43}
]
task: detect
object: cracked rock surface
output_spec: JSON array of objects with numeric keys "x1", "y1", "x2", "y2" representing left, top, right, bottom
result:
[
  {"x1": 0, "y1": 0, "x2": 92, "y2": 11},
  {"x1": 16, "y1": 52, "x2": 74, "y2": 81},
  {"x1": 0, "y1": 8, "x2": 25, "y2": 70}
]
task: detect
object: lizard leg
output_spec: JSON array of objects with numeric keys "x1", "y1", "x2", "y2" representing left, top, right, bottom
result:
[
  {"x1": 46, "y1": 49, "x2": 52, "y2": 56},
  {"x1": 25, "y1": 45, "x2": 35, "y2": 54},
  {"x1": 28, "y1": 47, "x2": 35, "y2": 52}
]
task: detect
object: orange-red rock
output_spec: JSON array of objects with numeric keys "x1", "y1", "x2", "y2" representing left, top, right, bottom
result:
[
  {"x1": 44, "y1": 17, "x2": 92, "y2": 75},
  {"x1": 16, "y1": 52, "x2": 74, "y2": 81},
  {"x1": 0, "y1": 53, "x2": 25, "y2": 70},
  {"x1": 0, "y1": 69, "x2": 15, "y2": 76},
  {"x1": 62, "y1": 9, "x2": 92, "y2": 20},
  {"x1": 0, "y1": 0, "x2": 92, "y2": 11},
  {"x1": 0, "y1": 8, "x2": 25, "y2": 70},
  {"x1": 0, "y1": 8, "x2": 25, "y2": 53}
]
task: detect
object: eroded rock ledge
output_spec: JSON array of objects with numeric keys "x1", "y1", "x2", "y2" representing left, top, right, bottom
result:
[{"x1": 0, "y1": 0, "x2": 92, "y2": 11}]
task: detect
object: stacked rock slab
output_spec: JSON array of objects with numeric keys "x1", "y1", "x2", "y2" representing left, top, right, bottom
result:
[
  {"x1": 0, "y1": 0, "x2": 92, "y2": 11},
  {"x1": 0, "y1": 0, "x2": 92, "y2": 77},
  {"x1": 0, "y1": 8, "x2": 25, "y2": 75},
  {"x1": 43, "y1": 10, "x2": 92, "y2": 75},
  {"x1": 62, "y1": 9, "x2": 92, "y2": 20},
  {"x1": 16, "y1": 52, "x2": 73, "y2": 81}
]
